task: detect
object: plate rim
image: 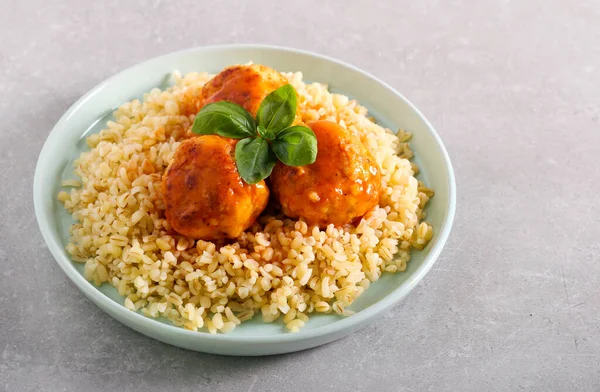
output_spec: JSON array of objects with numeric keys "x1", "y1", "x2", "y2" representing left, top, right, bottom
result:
[{"x1": 33, "y1": 43, "x2": 456, "y2": 346}]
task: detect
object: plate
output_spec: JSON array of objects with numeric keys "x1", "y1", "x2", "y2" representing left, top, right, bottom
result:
[{"x1": 33, "y1": 44, "x2": 456, "y2": 356}]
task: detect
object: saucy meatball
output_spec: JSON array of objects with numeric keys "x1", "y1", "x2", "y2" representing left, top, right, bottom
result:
[
  {"x1": 162, "y1": 135, "x2": 269, "y2": 240},
  {"x1": 199, "y1": 64, "x2": 302, "y2": 124},
  {"x1": 270, "y1": 120, "x2": 381, "y2": 227}
]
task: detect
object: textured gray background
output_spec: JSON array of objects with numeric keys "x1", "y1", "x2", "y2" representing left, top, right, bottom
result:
[{"x1": 1, "y1": 0, "x2": 599, "y2": 391}]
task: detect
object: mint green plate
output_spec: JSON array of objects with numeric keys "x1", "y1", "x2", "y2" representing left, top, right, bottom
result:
[{"x1": 34, "y1": 45, "x2": 456, "y2": 356}]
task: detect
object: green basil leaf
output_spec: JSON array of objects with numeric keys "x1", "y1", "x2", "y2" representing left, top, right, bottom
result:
[
  {"x1": 235, "y1": 137, "x2": 276, "y2": 184},
  {"x1": 257, "y1": 125, "x2": 275, "y2": 141},
  {"x1": 271, "y1": 126, "x2": 317, "y2": 166},
  {"x1": 256, "y1": 84, "x2": 297, "y2": 134},
  {"x1": 192, "y1": 101, "x2": 256, "y2": 139}
]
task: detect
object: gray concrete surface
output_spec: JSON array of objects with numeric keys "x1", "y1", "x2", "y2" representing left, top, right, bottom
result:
[{"x1": 1, "y1": 0, "x2": 599, "y2": 391}]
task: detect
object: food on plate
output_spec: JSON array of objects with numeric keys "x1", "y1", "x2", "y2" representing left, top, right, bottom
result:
[
  {"x1": 162, "y1": 135, "x2": 269, "y2": 240},
  {"x1": 58, "y1": 64, "x2": 434, "y2": 334},
  {"x1": 270, "y1": 120, "x2": 381, "y2": 227}
]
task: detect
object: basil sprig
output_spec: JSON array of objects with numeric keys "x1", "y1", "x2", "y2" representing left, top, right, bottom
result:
[{"x1": 191, "y1": 84, "x2": 317, "y2": 184}]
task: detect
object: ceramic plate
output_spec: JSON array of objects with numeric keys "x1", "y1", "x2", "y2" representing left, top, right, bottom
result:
[{"x1": 34, "y1": 44, "x2": 456, "y2": 356}]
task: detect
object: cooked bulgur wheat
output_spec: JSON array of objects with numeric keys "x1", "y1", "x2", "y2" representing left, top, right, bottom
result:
[{"x1": 58, "y1": 70, "x2": 434, "y2": 333}]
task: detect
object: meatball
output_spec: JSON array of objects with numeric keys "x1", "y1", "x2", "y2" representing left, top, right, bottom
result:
[
  {"x1": 270, "y1": 120, "x2": 381, "y2": 227},
  {"x1": 162, "y1": 135, "x2": 269, "y2": 240},
  {"x1": 199, "y1": 64, "x2": 302, "y2": 124}
]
